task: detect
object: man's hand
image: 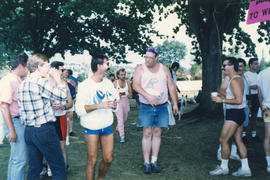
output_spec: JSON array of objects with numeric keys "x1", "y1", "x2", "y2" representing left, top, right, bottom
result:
[
  {"x1": 211, "y1": 95, "x2": 223, "y2": 103},
  {"x1": 172, "y1": 103, "x2": 178, "y2": 115},
  {"x1": 99, "y1": 101, "x2": 117, "y2": 109},
  {"x1": 146, "y1": 95, "x2": 159, "y2": 106},
  {"x1": 9, "y1": 129, "x2": 17, "y2": 142}
]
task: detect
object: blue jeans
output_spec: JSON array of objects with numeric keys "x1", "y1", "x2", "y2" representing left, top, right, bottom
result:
[
  {"x1": 24, "y1": 122, "x2": 66, "y2": 180},
  {"x1": 3, "y1": 117, "x2": 26, "y2": 180}
]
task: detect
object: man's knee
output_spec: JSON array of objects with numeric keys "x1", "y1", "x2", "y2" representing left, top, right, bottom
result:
[
  {"x1": 103, "y1": 155, "x2": 113, "y2": 164},
  {"x1": 87, "y1": 156, "x2": 98, "y2": 167},
  {"x1": 153, "y1": 128, "x2": 162, "y2": 137},
  {"x1": 143, "y1": 128, "x2": 153, "y2": 138},
  {"x1": 219, "y1": 136, "x2": 227, "y2": 145}
]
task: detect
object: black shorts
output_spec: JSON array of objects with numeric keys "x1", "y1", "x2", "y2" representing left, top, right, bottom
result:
[
  {"x1": 247, "y1": 94, "x2": 260, "y2": 114},
  {"x1": 225, "y1": 108, "x2": 245, "y2": 126}
]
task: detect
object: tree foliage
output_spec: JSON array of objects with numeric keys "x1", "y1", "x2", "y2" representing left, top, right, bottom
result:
[
  {"x1": 157, "y1": 0, "x2": 260, "y2": 112},
  {"x1": 189, "y1": 63, "x2": 201, "y2": 77},
  {"x1": 156, "y1": 40, "x2": 186, "y2": 67},
  {"x1": 0, "y1": 0, "x2": 164, "y2": 63}
]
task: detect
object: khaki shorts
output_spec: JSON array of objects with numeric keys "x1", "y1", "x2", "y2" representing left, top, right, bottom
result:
[{"x1": 262, "y1": 106, "x2": 270, "y2": 123}]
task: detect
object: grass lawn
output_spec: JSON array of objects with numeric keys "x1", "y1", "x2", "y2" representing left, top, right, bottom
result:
[{"x1": 0, "y1": 101, "x2": 268, "y2": 180}]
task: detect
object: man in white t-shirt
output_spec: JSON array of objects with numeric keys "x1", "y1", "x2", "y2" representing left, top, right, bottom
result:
[
  {"x1": 258, "y1": 67, "x2": 270, "y2": 173},
  {"x1": 244, "y1": 58, "x2": 260, "y2": 142},
  {"x1": 75, "y1": 55, "x2": 119, "y2": 180}
]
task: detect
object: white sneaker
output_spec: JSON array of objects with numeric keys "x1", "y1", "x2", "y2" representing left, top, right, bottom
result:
[
  {"x1": 267, "y1": 165, "x2": 270, "y2": 173},
  {"x1": 232, "y1": 168, "x2": 251, "y2": 177},
  {"x1": 209, "y1": 165, "x2": 229, "y2": 176},
  {"x1": 217, "y1": 150, "x2": 221, "y2": 161},
  {"x1": 47, "y1": 168, "x2": 52, "y2": 177},
  {"x1": 66, "y1": 135, "x2": 70, "y2": 146},
  {"x1": 230, "y1": 153, "x2": 240, "y2": 161}
]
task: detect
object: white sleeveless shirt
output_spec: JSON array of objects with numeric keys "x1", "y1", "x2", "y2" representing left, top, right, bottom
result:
[
  {"x1": 139, "y1": 63, "x2": 168, "y2": 104},
  {"x1": 225, "y1": 75, "x2": 246, "y2": 109},
  {"x1": 116, "y1": 80, "x2": 129, "y2": 98}
]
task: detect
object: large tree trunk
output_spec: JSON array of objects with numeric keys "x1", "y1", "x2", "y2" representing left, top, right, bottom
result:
[{"x1": 198, "y1": 25, "x2": 223, "y2": 113}]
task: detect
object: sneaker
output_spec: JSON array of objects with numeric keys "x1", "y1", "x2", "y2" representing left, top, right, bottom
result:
[
  {"x1": 209, "y1": 165, "x2": 229, "y2": 176},
  {"x1": 69, "y1": 132, "x2": 76, "y2": 137},
  {"x1": 143, "y1": 163, "x2": 151, "y2": 174},
  {"x1": 40, "y1": 167, "x2": 47, "y2": 176},
  {"x1": 267, "y1": 165, "x2": 270, "y2": 173},
  {"x1": 232, "y1": 168, "x2": 251, "y2": 177},
  {"x1": 230, "y1": 153, "x2": 240, "y2": 161},
  {"x1": 251, "y1": 136, "x2": 261, "y2": 142},
  {"x1": 47, "y1": 169, "x2": 52, "y2": 177},
  {"x1": 151, "y1": 162, "x2": 161, "y2": 173},
  {"x1": 120, "y1": 137, "x2": 125, "y2": 143}
]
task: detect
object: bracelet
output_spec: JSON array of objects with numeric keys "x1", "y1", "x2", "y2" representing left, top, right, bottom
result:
[{"x1": 222, "y1": 99, "x2": 226, "y2": 103}]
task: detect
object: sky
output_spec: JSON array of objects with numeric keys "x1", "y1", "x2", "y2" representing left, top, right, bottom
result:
[{"x1": 51, "y1": 9, "x2": 270, "y2": 70}]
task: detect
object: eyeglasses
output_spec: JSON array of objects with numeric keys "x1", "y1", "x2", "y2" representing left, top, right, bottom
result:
[
  {"x1": 144, "y1": 56, "x2": 155, "y2": 60},
  {"x1": 222, "y1": 63, "x2": 232, "y2": 68}
]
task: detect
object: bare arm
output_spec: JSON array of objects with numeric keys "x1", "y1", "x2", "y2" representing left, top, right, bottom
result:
[
  {"x1": 258, "y1": 87, "x2": 263, "y2": 108},
  {"x1": 84, "y1": 101, "x2": 117, "y2": 113},
  {"x1": 213, "y1": 78, "x2": 243, "y2": 105},
  {"x1": 219, "y1": 75, "x2": 230, "y2": 98},
  {"x1": 164, "y1": 65, "x2": 178, "y2": 115},
  {"x1": 127, "y1": 81, "x2": 132, "y2": 97},
  {"x1": 0, "y1": 103, "x2": 17, "y2": 142}
]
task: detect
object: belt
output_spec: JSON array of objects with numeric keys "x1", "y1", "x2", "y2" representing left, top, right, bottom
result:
[
  {"x1": 13, "y1": 116, "x2": 20, "y2": 119},
  {"x1": 26, "y1": 122, "x2": 53, "y2": 128},
  {"x1": 141, "y1": 102, "x2": 168, "y2": 107}
]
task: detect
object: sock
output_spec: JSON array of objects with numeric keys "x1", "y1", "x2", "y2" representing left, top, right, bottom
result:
[
  {"x1": 231, "y1": 143, "x2": 237, "y2": 155},
  {"x1": 151, "y1": 156, "x2": 157, "y2": 163},
  {"x1": 241, "y1": 158, "x2": 250, "y2": 170},
  {"x1": 266, "y1": 156, "x2": 270, "y2": 166},
  {"x1": 220, "y1": 159, "x2": 228, "y2": 170},
  {"x1": 242, "y1": 131, "x2": 246, "y2": 137},
  {"x1": 251, "y1": 131, "x2": 256, "y2": 137}
]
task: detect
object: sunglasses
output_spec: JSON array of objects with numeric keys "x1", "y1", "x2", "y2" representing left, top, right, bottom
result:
[{"x1": 222, "y1": 63, "x2": 232, "y2": 68}]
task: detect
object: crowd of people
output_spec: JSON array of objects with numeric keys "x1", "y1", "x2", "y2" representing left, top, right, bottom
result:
[{"x1": 0, "y1": 46, "x2": 269, "y2": 180}]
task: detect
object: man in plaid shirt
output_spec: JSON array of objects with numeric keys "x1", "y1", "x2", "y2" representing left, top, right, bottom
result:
[{"x1": 18, "y1": 54, "x2": 67, "y2": 180}]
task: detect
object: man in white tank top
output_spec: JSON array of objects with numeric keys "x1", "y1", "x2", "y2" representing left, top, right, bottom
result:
[
  {"x1": 210, "y1": 57, "x2": 251, "y2": 177},
  {"x1": 133, "y1": 47, "x2": 178, "y2": 174},
  {"x1": 113, "y1": 68, "x2": 132, "y2": 143}
]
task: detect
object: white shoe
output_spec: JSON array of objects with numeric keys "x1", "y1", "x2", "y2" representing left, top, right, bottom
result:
[
  {"x1": 209, "y1": 165, "x2": 229, "y2": 176},
  {"x1": 66, "y1": 135, "x2": 70, "y2": 146},
  {"x1": 47, "y1": 169, "x2": 52, "y2": 177},
  {"x1": 217, "y1": 151, "x2": 221, "y2": 161},
  {"x1": 267, "y1": 166, "x2": 270, "y2": 173},
  {"x1": 230, "y1": 153, "x2": 240, "y2": 161},
  {"x1": 232, "y1": 168, "x2": 251, "y2": 177}
]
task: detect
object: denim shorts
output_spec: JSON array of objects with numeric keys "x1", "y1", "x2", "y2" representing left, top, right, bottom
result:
[
  {"x1": 84, "y1": 125, "x2": 113, "y2": 135},
  {"x1": 138, "y1": 103, "x2": 169, "y2": 128}
]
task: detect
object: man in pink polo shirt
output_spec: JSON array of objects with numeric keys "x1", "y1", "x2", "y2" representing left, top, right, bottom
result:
[{"x1": 0, "y1": 54, "x2": 28, "y2": 180}]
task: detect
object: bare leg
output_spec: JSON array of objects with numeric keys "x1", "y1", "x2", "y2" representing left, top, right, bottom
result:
[
  {"x1": 219, "y1": 121, "x2": 238, "y2": 159},
  {"x1": 151, "y1": 127, "x2": 162, "y2": 158},
  {"x1": 234, "y1": 125, "x2": 247, "y2": 158},
  {"x1": 264, "y1": 123, "x2": 270, "y2": 156},
  {"x1": 85, "y1": 135, "x2": 99, "y2": 180},
  {"x1": 98, "y1": 134, "x2": 114, "y2": 180},
  {"x1": 142, "y1": 127, "x2": 153, "y2": 163}
]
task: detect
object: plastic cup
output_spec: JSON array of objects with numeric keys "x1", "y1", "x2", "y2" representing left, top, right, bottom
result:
[{"x1": 211, "y1": 92, "x2": 218, "y2": 97}]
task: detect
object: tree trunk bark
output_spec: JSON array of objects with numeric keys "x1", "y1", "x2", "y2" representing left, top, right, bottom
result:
[{"x1": 198, "y1": 26, "x2": 223, "y2": 113}]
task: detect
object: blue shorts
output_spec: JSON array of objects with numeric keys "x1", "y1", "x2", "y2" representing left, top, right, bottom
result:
[
  {"x1": 84, "y1": 125, "x2": 113, "y2": 135},
  {"x1": 138, "y1": 103, "x2": 169, "y2": 128}
]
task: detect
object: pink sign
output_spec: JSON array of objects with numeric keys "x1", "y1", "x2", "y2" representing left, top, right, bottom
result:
[{"x1": 247, "y1": 0, "x2": 270, "y2": 24}]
